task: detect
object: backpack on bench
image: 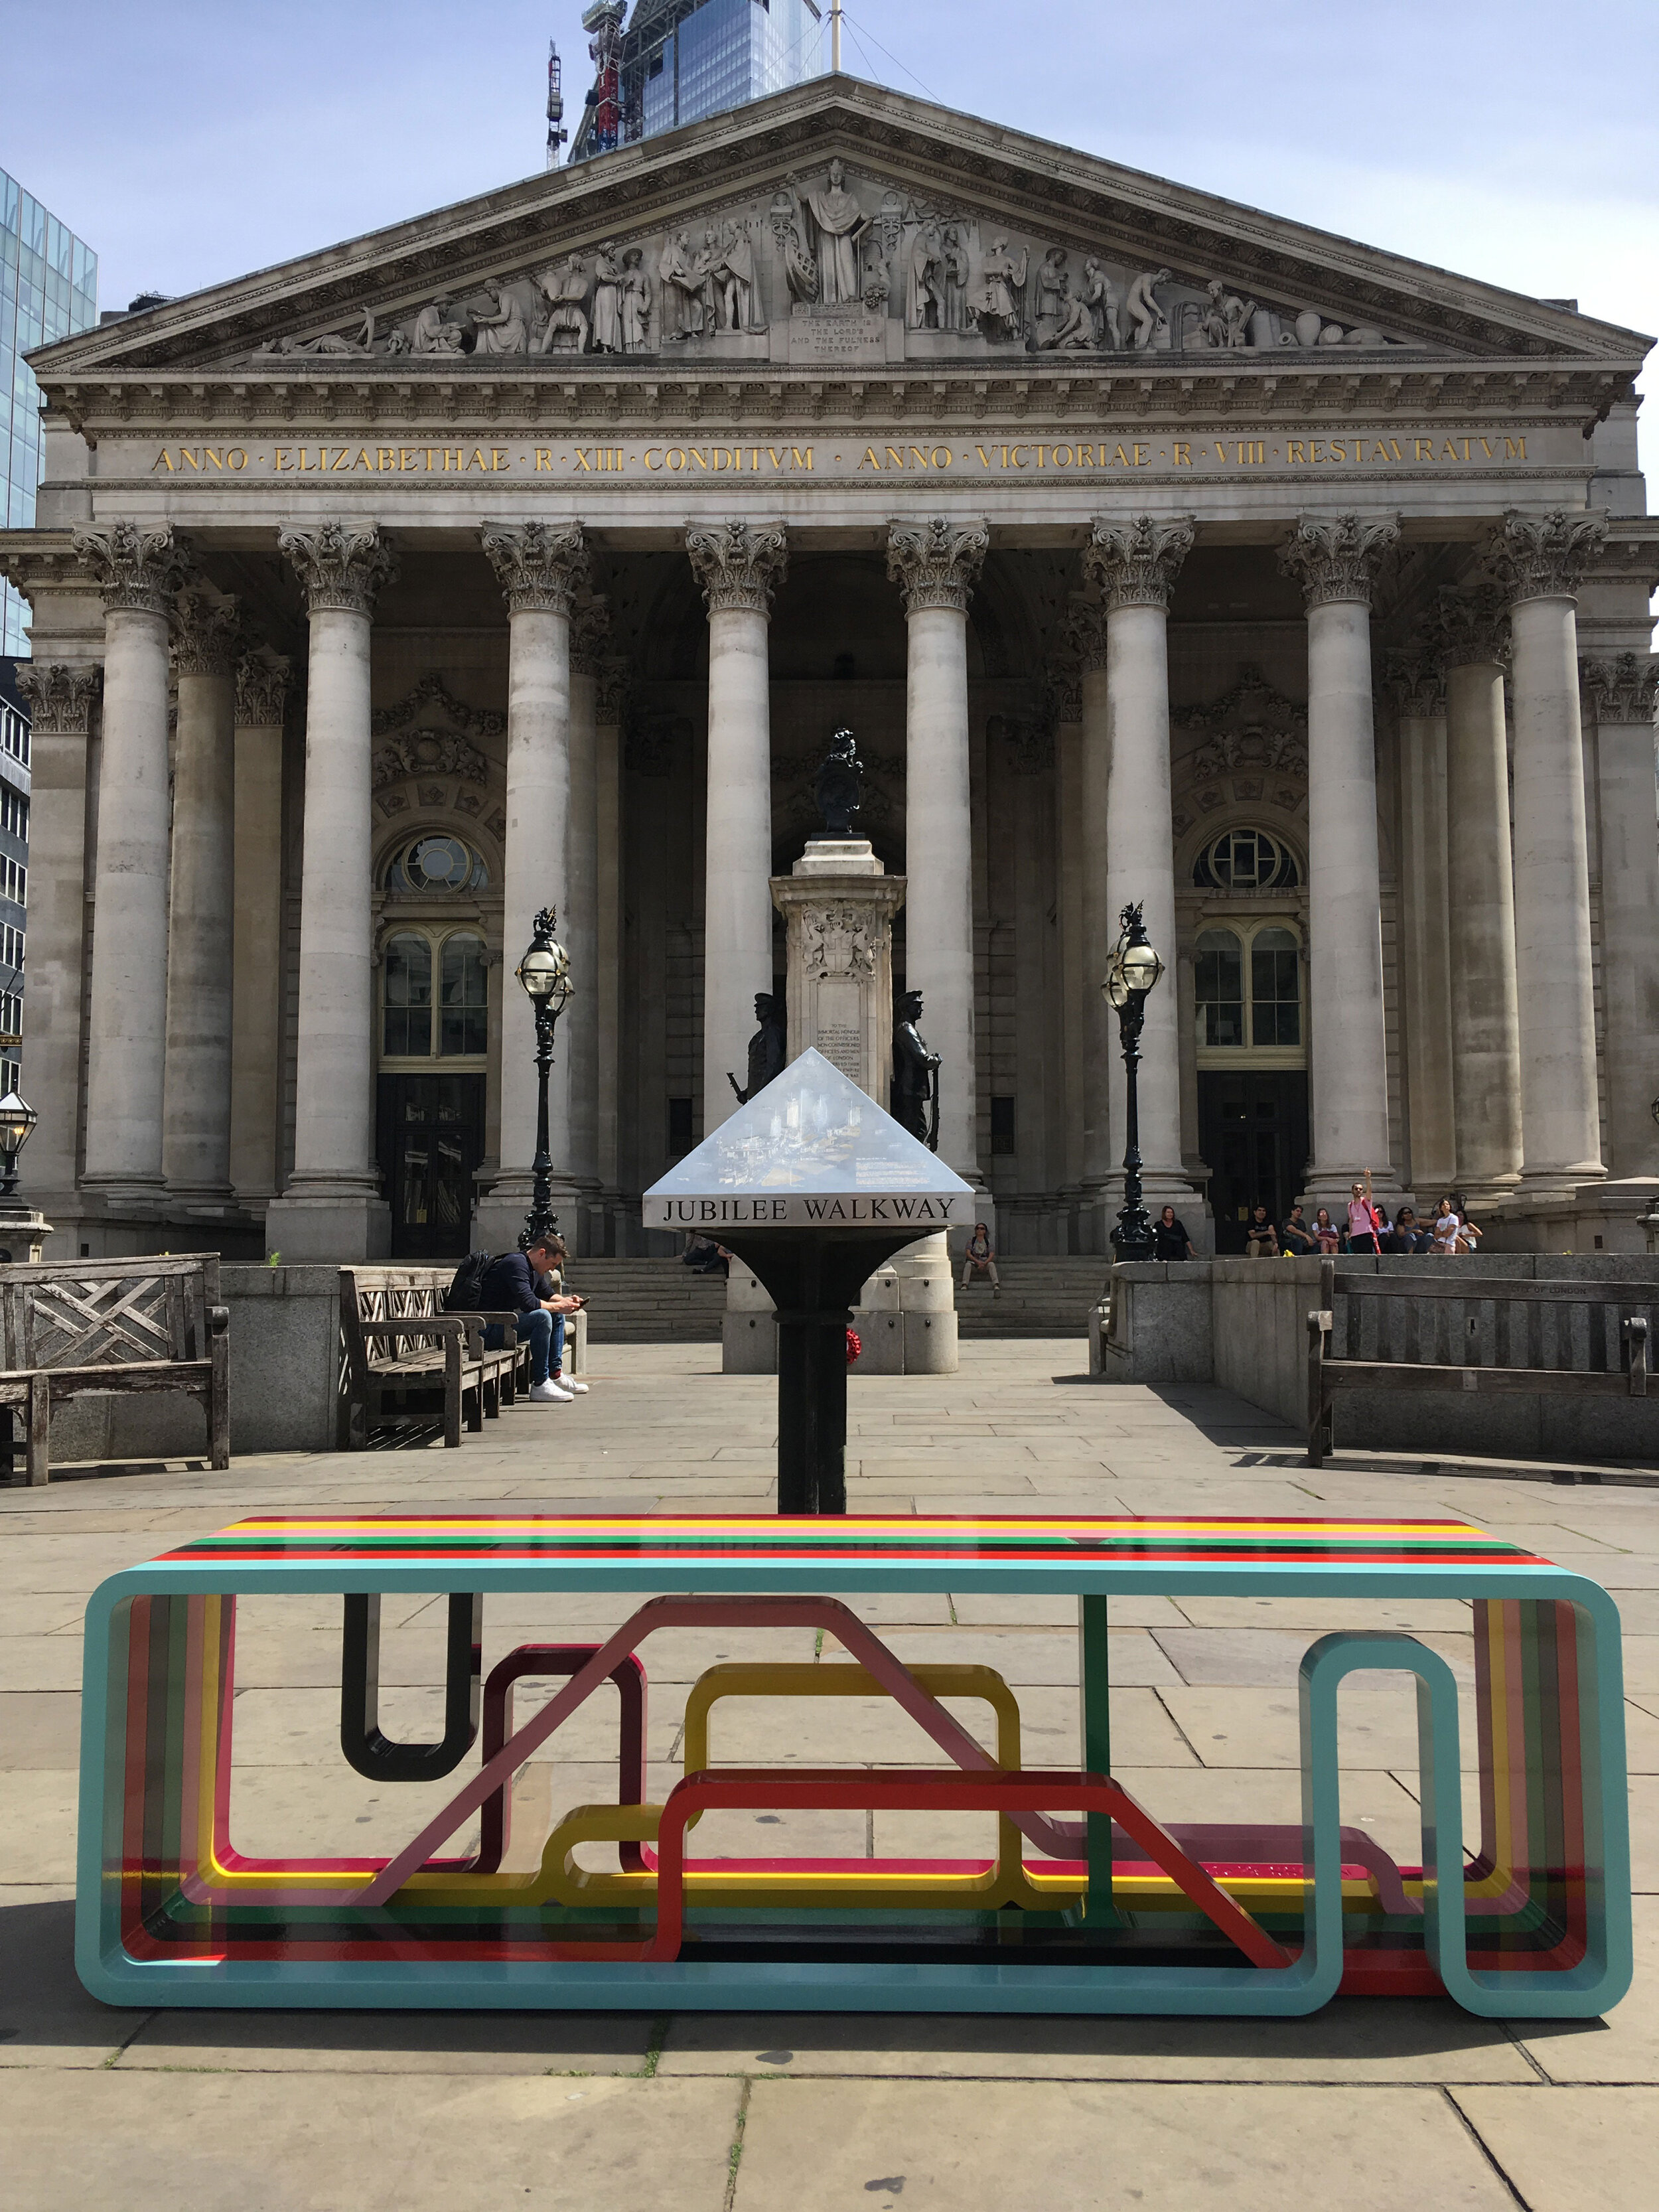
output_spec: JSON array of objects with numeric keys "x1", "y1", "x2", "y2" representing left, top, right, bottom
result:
[{"x1": 443, "y1": 1252, "x2": 493, "y2": 1313}]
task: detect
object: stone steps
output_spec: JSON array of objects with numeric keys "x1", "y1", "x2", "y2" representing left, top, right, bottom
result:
[
  {"x1": 567, "y1": 1254, "x2": 1108, "y2": 1343},
  {"x1": 569, "y1": 1258, "x2": 729, "y2": 1342},
  {"x1": 955, "y1": 1256, "x2": 1108, "y2": 1339}
]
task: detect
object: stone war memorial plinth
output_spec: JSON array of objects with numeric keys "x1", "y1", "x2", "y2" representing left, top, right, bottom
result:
[
  {"x1": 723, "y1": 725, "x2": 960, "y2": 1378},
  {"x1": 644, "y1": 1048, "x2": 972, "y2": 1511}
]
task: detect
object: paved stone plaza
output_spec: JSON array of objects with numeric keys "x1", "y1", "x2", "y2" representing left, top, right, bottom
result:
[{"x1": 2, "y1": 1342, "x2": 1655, "y2": 2209}]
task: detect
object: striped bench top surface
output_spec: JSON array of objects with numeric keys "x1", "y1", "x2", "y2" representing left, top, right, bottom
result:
[{"x1": 102, "y1": 1514, "x2": 1585, "y2": 1595}]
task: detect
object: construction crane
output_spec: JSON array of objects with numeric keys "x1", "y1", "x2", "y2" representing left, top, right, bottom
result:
[
  {"x1": 545, "y1": 38, "x2": 567, "y2": 169},
  {"x1": 582, "y1": 1, "x2": 626, "y2": 157}
]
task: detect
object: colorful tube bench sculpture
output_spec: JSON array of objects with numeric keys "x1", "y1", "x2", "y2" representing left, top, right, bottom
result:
[{"x1": 76, "y1": 1512, "x2": 1632, "y2": 2016}]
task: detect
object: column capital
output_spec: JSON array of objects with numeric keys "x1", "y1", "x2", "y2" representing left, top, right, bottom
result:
[
  {"x1": 1581, "y1": 650, "x2": 1658, "y2": 723},
  {"x1": 234, "y1": 648, "x2": 293, "y2": 728},
  {"x1": 14, "y1": 659, "x2": 101, "y2": 733},
  {"x1": 72, "y1": 521, "x2": 191, "y2": 617},
  {"x1": 687, "y1": 519, "x2": 789, "y2": 615},
  {"x1": 596, "y1": 654, "x2": 631, "y2": 726},
  {"x1": 1062, "y1": 592, "x2": 1110, "y2": 673},
  {"x1": 886, "y1": 516, "x2": 987, "y2": 615},
  {"x1": 1482, "y1": 509, "x2": 1609, "y2": 605},
  {"x1": 1081, "y1": 513, "x2": 1195, "y2": 610},
  {"x1": 278, "y1": 522, "x2": 398, "y2": 615},
  {"x1": 172, "y1": 587, "x2": 244, "y2": 678},
  {"x1": 1425, "y1": 582, "x2": 1511, "y2": 671},
  {"x1": 570, "y1": 593, "x2": 611, "y2": 675},
  {"x1": 1380, "y1": 644, "x2": 1445, "y2": 719},
  {"x1": 1277, "y1": 512, "x2": 1400, "y2": 609},
  {"x1": 479, "y1": 518, "x2": 589, "y2": 613}
]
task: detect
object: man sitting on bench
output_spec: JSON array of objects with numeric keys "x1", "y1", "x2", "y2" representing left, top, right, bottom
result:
[{"x1": 478, "y1": 1238, "x2": 585, "y2": 1404}]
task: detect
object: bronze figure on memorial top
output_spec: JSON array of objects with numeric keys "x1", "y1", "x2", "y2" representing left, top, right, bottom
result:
[
  {"x1": 728, "y1": 991, "x2": 787, "y2": 1105},
  {"x1": 813, "y1": 726, "x2": 864, "y2": 837},
  {"x1": 892, "y1": 989, "x2": 940, "y2": 1151}
]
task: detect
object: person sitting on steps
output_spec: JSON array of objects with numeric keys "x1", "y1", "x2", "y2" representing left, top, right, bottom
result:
[
  {"x1": 1279, "y1": 1204, "x2": 1316, "y2": 1257},
  {"x1": 1245, "y1": 1204, "x2": 1277, "y2": 1258},
  {"x1": 960, "y1": 1222, "x2": 999, "y2": 1293},
  {"x1": 1153, "y1": 1205, "x2": 1196, "y2": 1260},
  {"x1": 478, "y1": 1236, "x2": 587, "y2": 1402}
]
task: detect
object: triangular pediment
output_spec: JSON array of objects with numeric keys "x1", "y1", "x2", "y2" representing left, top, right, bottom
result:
[{"x1": 31, "y1": 77, "x2": 1648, "y2": 402}]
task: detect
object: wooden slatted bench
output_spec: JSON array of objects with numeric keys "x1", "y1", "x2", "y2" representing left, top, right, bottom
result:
[
  {"x1": 340, "y1": 1268, "x2": 528, "y2": 1451},
  {"x1": 0, "y1": 1255, "x2": 230, "y2": 1487},
  {"x1": 1307, "y1": 1258, "x2": 1654, "y2": 1467}
]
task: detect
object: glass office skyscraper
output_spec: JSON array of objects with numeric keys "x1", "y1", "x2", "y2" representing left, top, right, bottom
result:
[
  {"x1": 1, "y1": 169, "x2": 98, "y2": 656},
  {"x1": 571, "y1": 0, "x2": 826, "y2": 163}
]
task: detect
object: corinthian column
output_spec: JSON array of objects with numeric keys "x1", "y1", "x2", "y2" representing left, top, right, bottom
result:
[
  {"x1": 1278, "y1": 513, "x2": 1401, "y2": 1202},
  {"x1": 477, "y1": 520, "x2": 588, "y2": 1249},
  {"x1": 687, "y1": 520, "x2": 788, "y2": 1134},
  {"x1": 887, "y1": 516, "x2": 988, "y2": 1182},
  {"x1": 1583, "y1": 652, "x2": 1659, "y2": 1185},
  {"x1": 1431, "y1": 586, "x2": 1522, "y2": 1201},
  {"x1": 567, "y1": 595, "x2": 607, "y2": 1238},
  {"x1": 73, "y1": 522, "x2": 190, "y2": 1205},
  {"x1": 1484, "y1": 510, "x2": 1608, "y2": 1196},
  {"x1": 594, "y1": 655, "x2": 629, "y2": 1243},
  {"x1": 1384, "y1": 646, "x2": 1455, "y2": 1197},
  {"x1": 163, "y1": 587, "x2": 241, "y2": 1207},
  {"x1": 11, "y1": 661, "x2": 100, "y2": 1211},
  {"x1": 1064, "y1": 595, "x2": 1113, "y2": 1240},
  {"x1": 230, "y1": 650, "x2": 291, "y2": 1207},
  {"x1": 1082, "y1": 514, "x2": 1195, "y2": 1213},
  {"x1": 266, "y1": 523, "x2": 397, "y2": 1261}
]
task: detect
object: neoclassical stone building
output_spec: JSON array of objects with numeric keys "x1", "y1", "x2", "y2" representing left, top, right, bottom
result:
[{"x1": 2, "y1": 76, "x2": 1655, "y2": 1261}]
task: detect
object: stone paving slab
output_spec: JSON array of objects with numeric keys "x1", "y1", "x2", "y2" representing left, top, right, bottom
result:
[
  {"x1": 656, "y1": 2000, "x2": 1536, "y2": 2082},
  {"x1": 732, "y1": 2077, "x2": 1524, "y2": 2210},
  {"x1": 1449, "y1": 2086, "x2": 1658, "y2": 2212},
  {"x1": 1, "y1": 2072, "x2": 741, "y2": 2212}
]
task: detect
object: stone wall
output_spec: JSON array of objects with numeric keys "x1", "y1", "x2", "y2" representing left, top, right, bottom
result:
[{"x1": 1102, "y1": 1254, "x2": 1659, "y2": 1463}]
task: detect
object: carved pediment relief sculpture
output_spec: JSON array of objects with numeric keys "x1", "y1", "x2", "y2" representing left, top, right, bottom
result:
[{"x1": 219, "y1": 152, "x2": 1429, "y2": 374}]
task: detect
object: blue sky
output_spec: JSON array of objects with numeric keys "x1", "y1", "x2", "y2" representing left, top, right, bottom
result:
[{"x1": 9, "y1": 1, "x2": 1656, "y2": 459}]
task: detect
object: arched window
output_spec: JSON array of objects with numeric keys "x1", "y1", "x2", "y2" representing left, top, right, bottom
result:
[
  {"x1": 439, "y1": 932, "x2": 489, "y2": 1057},
  {"x1": 1194, "y1": 928, "x2": 1244, "y2": 1046},
  {"x1": 385, "y1": 834, "x2": 488, "y2": 894},
  {"x1": 382, "y1": 932, "x2": 433, "y2": 1056},
  {"x1": 1250, "y1": 926, "x2": 1302, "y2": 1046},
  {"x1": 1192, "y1": 826, "x2": 1299, "y2": 892}
]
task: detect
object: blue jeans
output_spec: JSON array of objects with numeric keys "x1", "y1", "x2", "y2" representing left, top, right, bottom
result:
[{"x1": 484, "y1": 1308, "x2": 563, "y2": 1385}]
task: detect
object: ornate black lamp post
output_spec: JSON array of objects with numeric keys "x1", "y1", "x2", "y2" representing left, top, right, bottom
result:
[
  {"x1": 513, "y1": 907, "x2": 573, "y2": 1251},
  {"x1": 1102, "y1": 901, "x2": 1165, "y2": 1264},
  {"x1": 0, "y1": 1090, "x2": 37, "y2": 1198}
]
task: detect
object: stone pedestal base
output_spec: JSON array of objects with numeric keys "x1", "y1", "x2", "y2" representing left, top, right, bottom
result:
[
  {"x1": 474, "y1": 1175, "x2": 597, "y2": 1258},
  {"x1": 1480, "y1": 1179, "x2": 1659, "y2": 1257},
  {"x1": 771, "y1": 840, "x2": 907, "y2": 1101},
  {"x1": 264, "y1": 1191, "x2": 391, "y2": 1264},
  {"x1": 723, "y1": 1232, "x2": 959, "y2": 1376},
  {"x1": 0, "y1": 1200, "x2": 53, "y2": 1263}
]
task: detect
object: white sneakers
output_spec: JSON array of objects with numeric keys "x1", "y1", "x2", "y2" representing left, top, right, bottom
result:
[
  {"x1": 556, "y1": 1376, "x2": 589, "y2": 1394},
  {"x1": 528, "y1": 1378, "x2": 573, "y2": 1404}
]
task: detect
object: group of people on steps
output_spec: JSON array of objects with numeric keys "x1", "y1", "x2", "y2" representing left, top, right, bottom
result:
[{"x1": 1153, "y1": 1173, "x2": 1486, "y2": 1262}]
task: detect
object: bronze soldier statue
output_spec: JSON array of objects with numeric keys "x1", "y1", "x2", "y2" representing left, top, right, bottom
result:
[
  {"x1": 727, "y1": 990, "x2": 786, "y2": 1103},
  {"x1": 813, "y1": 726, "x2": 863, "y2": 837},
  {"x1": 891, "y1": 988, "x2": 940, "y2": 1149}
]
